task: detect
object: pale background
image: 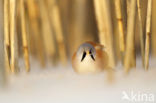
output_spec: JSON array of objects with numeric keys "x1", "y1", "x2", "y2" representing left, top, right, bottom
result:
[{"x1": 0, "y1": 58, "x2": 156, "y2": 103}]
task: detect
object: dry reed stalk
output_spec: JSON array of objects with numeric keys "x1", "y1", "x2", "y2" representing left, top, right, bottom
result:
[
  {"x1": 94, "y1": 0, "x2": 106, "y2": 45},
  {"x1": 68, "y1": 0, "x2": 92, "y2": 56},
  {"x1": 10, "y1": 0, "x2": 19, "y2": 73},
  {"x1": 126, "y1": 0, "x2": 131, "y2": 19},
  {"x1": 151, "y1": 0, "x2": 156, "y2": 56},
  {"x1": 27, "y1": 0, "x2": 45, "y2": 67},
  {"x1": 126, "y1": 0, "x2": 136, "y2": 68},
  {"x1": 124, "y1": 0, "x2": 136, "y2": 72},
  {"x1": 24, "y1": 2, "x2": 36, "y2": 57},
  {"x1": 145, "y1": 0, "x2": 152, "y2": 70},
  {"x1": 26, "y1": 17, "x2": 36, "y2": 56},
  {"x1": 39, "y1": 0, "x2": 57, "y2": 63},
  {"x1": 120, "y1": 0, "x2": 127, "y2": 27},
  {"x1": 94, "y1": 0, "x2": 116, "y2": 68},
  {"x1": 4, "y1": 0, "x2": 10, "y2": 73},
  {"x1": 137, "y1": 0, "x2": 145, "y2": 66},
  {"x1": 0, "y1": 0, "x2": 6, "y2": 85},
  {"x1": 114, "y1": 0, "x2": 125, "y2": 52},
  {"x1": 46, "y1": 0, "x2": 67, "y2": 65},
  {"x1": 20, "y1": 0, "x2": 30, "y2": 72}
]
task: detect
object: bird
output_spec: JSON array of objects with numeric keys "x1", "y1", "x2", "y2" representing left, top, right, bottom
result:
[{"x1": 72, "y1": 41, "x2": 108, "y2": 74}]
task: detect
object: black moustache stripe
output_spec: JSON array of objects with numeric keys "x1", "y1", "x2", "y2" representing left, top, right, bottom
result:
[
  {"x1": 90, "y1": 54, "x2": 95, "y2": 61},
  {"x1": 81, "y1": 51, "x2": 86, "y2": 62}
]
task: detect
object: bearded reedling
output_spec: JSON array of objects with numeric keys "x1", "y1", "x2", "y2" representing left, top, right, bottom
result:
[{"x1": 72, "y1": 41, "x2": 108, "y2": 74}]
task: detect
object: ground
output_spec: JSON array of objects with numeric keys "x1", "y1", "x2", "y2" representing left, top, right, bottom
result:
[{"x1": 0, "y1": 58, "x2": 156, "y2": 103}]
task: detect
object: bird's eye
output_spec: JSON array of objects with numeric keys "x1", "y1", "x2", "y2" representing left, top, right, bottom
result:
[{"x1": 81, "y1": 51, "x2": 86, "y2": 62}]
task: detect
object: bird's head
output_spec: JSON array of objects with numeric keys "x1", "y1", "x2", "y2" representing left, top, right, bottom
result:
[{"x1": 76, "y1": 43, "x2": 96, "y2": 62}]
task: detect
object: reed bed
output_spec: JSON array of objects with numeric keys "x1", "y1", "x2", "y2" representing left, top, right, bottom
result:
[
  {"x1": 39, "y1": 0, "x2": 57, "y2": 64},
  {"x1": 27, "y1": 0, "x2": 45, "y2": 67},
  {"x1": 0, "y1": 0, "x2": 156, "y2": 84},
  {"x1": 46, "y1": 0, "x2": 67, "y2": 65}
]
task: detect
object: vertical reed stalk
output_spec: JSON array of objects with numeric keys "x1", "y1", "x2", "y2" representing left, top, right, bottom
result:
[
  {"x1": 94, "y1": 0, "x2": 116, "y2": 68},
  {"x1": 39, "y1": 0, "x2": 56, "y2": 62},
  {"x1": 137, "y1": 0, "x2": 145, "y2": 67},
  {"x1": 124, "y1": 0, "x2": 136, "y2": 72},
  {"x1": 126, "y1": 0, "x2": 131, "y2": 18},
  {"x1": 20, "y1": 0, "x2": 30, "y2": 72},
  {"x1": 27, "y1": 0, "x2": 45, "y2": 67},
  {"x1": 47, "y1": 0, "x2": 67, "y2": 65},
  {"x1": 145, "y1": 0, "x2": 152, "y2": 70},
  {"x1": 0, "y1": 0, "x2": 6, "y2": 85},
  {"x1": 94, "y1": 0, "x2": 106, "y2": 45},
  {"x1": 4, "y1": 0, "x2": 10, "y2": 73},
  {"x1": 151, "y1": 0, "x2": 156, "y2": 56},
  {"x1": 10, "y1": 0, "x2": 18, "y2": 73},
  {"x1": 115, "y1": 0, "x2": 125, "y2": 52}
]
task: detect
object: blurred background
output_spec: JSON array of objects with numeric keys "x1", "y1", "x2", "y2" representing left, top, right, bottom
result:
[{"x1": 0, "y1": 0, "x2": 156, "y2": 103}]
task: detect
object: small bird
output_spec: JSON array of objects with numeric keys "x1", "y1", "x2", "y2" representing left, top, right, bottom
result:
[{"x1": 72, "y1": 41, "x2": 108, "y2": 74}]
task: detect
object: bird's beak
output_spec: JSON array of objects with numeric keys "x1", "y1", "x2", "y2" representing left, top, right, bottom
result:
[{"x1": 86, "y1": 51, "x2": 90, "y2": 55}]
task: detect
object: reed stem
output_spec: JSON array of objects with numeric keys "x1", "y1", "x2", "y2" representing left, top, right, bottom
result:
[
  {"x1": 137, "y1": 0, "x2": 145, "y2": 67},
  {"x1": 115, "y1": 0, "x2": 125, "y2": 52},
  {"x1": 94, "y1": 0, "x2": 116, "y2": 68},
  {"x1": 10, "y1": 0, "x2": 19, "y2": 73},
  {"x1": 4, "y1": 0, "x2": 10, "y2": 73},
  {"x1": 0, "y1": 0, "x2": 6, "y2": 85},
  {"x1": 27, "y1": 0, "x2": 45, "y2": 67},
  {"x1": 39, "y1": 0, "x2": 56, "y2": 61},
  {"x1": 20, "y1": 0, "x2": 30, "y2": 72},
  {"x1": 124, "y1": 0, "x2": 137, "y2": 72},
  {"x1": 145, "y1": 0, "x2": 152, "y2": 70},
  {"x1": 47, "y1": 0, "x2": 67, "y2": 65}
]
